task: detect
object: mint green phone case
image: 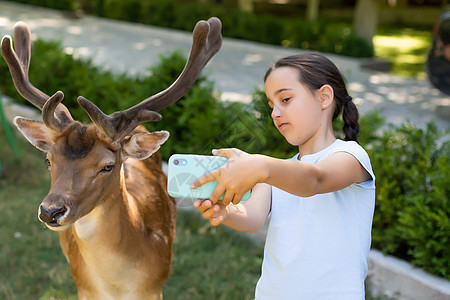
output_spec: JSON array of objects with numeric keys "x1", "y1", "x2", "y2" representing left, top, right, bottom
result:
[{"x1": 167, "y1": 154, "x2": 251, "y2": 201}]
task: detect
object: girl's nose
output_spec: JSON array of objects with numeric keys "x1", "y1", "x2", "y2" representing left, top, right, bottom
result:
[{"x1": 271, "y1": 105, "x2": 282, "y2": 119}]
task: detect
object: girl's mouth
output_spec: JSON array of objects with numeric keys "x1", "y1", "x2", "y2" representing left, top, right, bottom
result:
[{"x1": 278, "y1": 123, "x2": 288, "y2": 130}]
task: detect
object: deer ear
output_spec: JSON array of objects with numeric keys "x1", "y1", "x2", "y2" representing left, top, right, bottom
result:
[
  {"x1": 13, "y1": 117, "x2": 54, "y2": 152},
  {"x1": 122, "y1": 131, "x2": 169, "y2": 160}
]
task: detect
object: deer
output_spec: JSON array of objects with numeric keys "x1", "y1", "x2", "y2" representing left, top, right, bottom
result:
[{"x1": 1, "y1": 18, "x2": 222, "y2": 299}]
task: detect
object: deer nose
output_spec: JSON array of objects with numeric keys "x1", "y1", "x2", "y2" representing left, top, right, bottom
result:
[{"x1": 39, "y1": 204, "x2": 68, "y2": 224}]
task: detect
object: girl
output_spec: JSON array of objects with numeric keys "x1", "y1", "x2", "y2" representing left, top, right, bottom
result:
[{"x1": 192, "y1": 53, "x2": 375, "y2": 300}]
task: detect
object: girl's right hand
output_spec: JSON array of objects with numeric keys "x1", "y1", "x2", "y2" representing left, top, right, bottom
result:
[{"x1": 193, "y1": 199, "x2": 229, "y2": 226}]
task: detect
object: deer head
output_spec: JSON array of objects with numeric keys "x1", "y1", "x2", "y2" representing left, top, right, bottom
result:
[{"x1": 2, "y1": 20, "x2": 222, "y2": 231}]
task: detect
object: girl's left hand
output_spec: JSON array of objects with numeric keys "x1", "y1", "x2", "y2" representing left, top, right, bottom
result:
[
  {"x1": 193, "y1": 199, "x2": 229, "y2": 226},
  {"x1": 191, "y1": 148, "x2": 264, "y2": 206}
]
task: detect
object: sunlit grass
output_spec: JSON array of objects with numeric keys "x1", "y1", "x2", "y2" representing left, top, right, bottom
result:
[{"x1": 374, "y1": 27, "x2": 432, "y2": 79}]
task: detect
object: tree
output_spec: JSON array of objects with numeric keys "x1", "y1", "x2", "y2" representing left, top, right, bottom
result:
[{"x1": 353, "y1": 0, "x2": 379, "y2": 48}]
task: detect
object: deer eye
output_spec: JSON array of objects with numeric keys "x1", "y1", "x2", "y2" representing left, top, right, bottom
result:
[
  {"x1": 100, "y1": 165, "x2": 115, "y2": 173},
  {"x1": 45, "y1": 158, "x2": 51, "y2": 167}
]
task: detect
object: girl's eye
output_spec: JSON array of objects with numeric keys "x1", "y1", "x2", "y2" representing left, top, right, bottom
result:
[
  {"x1": 282, "y1": 97, "x2": 291, "y2": 103},
  {"x1": 100, "y1": 165, "x2": 114, "y2": 173}
]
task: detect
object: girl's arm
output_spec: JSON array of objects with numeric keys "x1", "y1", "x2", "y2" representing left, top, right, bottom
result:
[
  {"x1": 192, "y1": 148, "x2": 371, "y2": 205},
  {"x1": 194, "y1": 183, "x2": 271, "y2": 233},
  {"x1": 261, "y1": 151, "x2": 371, "y2": 197}
]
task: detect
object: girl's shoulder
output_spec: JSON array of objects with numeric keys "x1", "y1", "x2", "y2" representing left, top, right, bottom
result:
[
  {"x1": 330, "y1": 139, "x2": 375, "y2": 185},
  {"x1": 299, "y1": 139, "x2": 375, "y2": 184},
  {"x1": 297, "y1": 139, "x2": 369, "y2": 163},
  {"x1": 329, "y1": 139, "x2": 369, "y2": 159}
]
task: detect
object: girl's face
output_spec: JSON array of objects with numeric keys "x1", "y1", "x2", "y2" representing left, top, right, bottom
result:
[{"x1": 265, "y1": 66, "x2": 324, "y2": 147}]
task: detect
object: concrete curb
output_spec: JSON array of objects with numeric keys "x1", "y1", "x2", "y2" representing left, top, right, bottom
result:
[{"x1": 367, "y1": 249, "x2": 450, "y2": 300}]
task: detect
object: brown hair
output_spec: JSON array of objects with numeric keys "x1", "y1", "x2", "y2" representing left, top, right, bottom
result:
[{"x1": 264, "y1": 53, "x2": 360, "y2": 142}]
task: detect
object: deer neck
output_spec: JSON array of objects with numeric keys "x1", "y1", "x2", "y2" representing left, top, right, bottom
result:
[{"x1": 66, "y1": 166, "x2": 164, "y2": 299}]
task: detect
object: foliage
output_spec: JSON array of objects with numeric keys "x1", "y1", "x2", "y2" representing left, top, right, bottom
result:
[
  {"x1": 368, "y1": 122, "x2": 450, "y2": 279},
  {"x1": 0, "y1": 39, "x2": 137, "y2": 121}
]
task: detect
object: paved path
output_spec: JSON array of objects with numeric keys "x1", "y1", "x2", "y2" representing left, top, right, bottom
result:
[{"x1": 1, "y1": 1, "x2": 449, "y2": 131}]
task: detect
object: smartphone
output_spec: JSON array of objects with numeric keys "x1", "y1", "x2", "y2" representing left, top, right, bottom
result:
[{"x1": 167, "y1": 154, "x2": 251, "y2": 202}]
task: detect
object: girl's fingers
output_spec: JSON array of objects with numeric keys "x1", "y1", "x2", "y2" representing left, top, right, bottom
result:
[
  {"x1": 202, "y1": 205, "x2": 220, "y2": 220},
  {"x1": 193, "y1": 199, "x2": 203, "y2": 208},
  {"x1": 210, "y1": 215, "x2": 224, "y2": 226},
  {"x1": 194, "y1": 199, "x2": 212, "y2": 212},
  {"x1": 191, "y1": 169, "x2": 219, "y2": 189},
  {"x1": 212, "y1": 148, "x2": 232, "y2": 158},
  {"x1": 220, "y1": 189, "x2": 235, "y2": 207},
  {"x1": 232, "y1": 192, "x2": 245, "y2": 205},
  {"x1": 208, "y1": 184, "x2": 227, "y2": 204},
  {"x1": 212, "y1": 148, "x2": 241, "y2": 159}
]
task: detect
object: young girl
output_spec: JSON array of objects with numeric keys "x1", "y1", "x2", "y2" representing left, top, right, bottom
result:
[{"x1": 192, "y1": 53, "x2": 375, "y2": 300}]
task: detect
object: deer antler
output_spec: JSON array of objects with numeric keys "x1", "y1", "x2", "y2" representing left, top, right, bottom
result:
[
  {"x1": 1, "y1": 22, "x2": 73, "y2": 127},
  {"x1": 78, "y1": 17, "x2": 222, "y2": 142}
]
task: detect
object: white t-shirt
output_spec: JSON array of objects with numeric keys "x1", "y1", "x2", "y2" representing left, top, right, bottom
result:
[{"x1": 255, "y1": 139, "x2": 375, "y2": 300}]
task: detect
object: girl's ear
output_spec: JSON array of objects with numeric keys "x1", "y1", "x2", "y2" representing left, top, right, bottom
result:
[{"x1": 318, "y1": 84, "x2": 334, "y2": 109}]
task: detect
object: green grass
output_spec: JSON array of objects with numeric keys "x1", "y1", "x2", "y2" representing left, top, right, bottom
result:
[
  {"x1": 0, "y1": 127, "x2": 76, "y2": 299},
  {"x1": 374, "y1": 27, "x2": 432, "y2": 79},
  {"x1": 163, "y1": 211, "x2": 262, "y2": 299},
  {"x1": 0, "y1": 125, "x2": 391, "y2": 299}
]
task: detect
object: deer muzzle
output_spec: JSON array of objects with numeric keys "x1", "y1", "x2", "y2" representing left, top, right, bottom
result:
[
  {"x1": 38, "y1": 194, "x2": 70, "y2": 229},
  {"x1": 39, "y1": 204, "x2": 67, "y2": 224}
]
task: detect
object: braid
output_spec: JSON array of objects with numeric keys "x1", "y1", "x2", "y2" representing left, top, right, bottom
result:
[{"x1": 342, "y1": 100, "x2": 360, "y2": 142}]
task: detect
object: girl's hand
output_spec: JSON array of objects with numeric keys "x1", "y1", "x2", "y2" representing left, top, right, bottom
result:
[
  {"x1": 193, "y1": 199, "x2": 229, "y2": 226},
  {"x1": 191, "y1": 148, "x2": 266, "y2": 206}
]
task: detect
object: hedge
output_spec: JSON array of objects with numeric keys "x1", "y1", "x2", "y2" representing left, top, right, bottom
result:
[
  {"x1": 3, "y1": 0, "x2": 374, "y2": 58},
  {"x1": 0, "y1": 38, "x2": 448, "y2": 279}
]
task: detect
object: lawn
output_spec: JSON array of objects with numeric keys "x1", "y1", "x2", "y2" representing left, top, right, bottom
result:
[{"x1": 374, "y1": 27, "x2": 432, "y2": 79}]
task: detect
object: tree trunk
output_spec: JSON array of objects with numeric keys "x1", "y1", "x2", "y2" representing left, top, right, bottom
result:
[
  {"x1": 306, "y1": 0, "x2": 320, "y2": 22},
  {"x1": 238, "y1": 0, "x2": 253, "y2": 12},
  {"x1": 353, "y1": 0, "x2": 379, "y2": 48}
]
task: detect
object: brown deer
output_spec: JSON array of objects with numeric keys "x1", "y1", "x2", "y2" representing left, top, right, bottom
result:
[{"x1": 2, "y1": 19, "x2": 221, "y2": 299}]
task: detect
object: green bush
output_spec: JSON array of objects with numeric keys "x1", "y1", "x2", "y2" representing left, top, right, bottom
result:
[
  {"x1": 368, "y1": 122, "x2": 450, "y2": 279},
  {"x1": 0, "y1": 39, "x2": 152, "y2": 123}
]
